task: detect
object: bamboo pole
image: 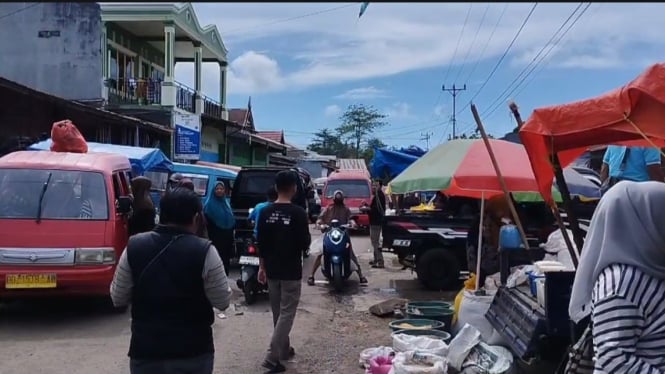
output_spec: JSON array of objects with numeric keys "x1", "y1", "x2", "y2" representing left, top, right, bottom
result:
[
  {"x1": 475, "y1": 191, "x2": 486, "y2": 291},
  {"x1": 471, "y1": 104, "x2": 530, "y2": 250}
]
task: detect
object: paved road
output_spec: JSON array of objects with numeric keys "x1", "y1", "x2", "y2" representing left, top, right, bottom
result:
[{"x1": 0, "y1": 228, "x2": 449, "y2": 374}]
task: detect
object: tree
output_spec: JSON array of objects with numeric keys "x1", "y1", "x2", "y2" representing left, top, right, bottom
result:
[
  {"x1": 360, "y1": 137, "x2": 386, "y2": 162},
  {"x1": 336, "y1": 104, "x2": 388, "y2": 158}
]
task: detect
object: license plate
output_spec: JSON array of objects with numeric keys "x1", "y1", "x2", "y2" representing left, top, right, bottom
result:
[
  {"x1": 238, "y1": 256, "x2": 260, "y2": 266},
  {"x1": 5, "y1": 273, "x2": 57, "y2": 289},
  {"x1": 392, "y1": 239, "x2": 411, "y2": 247}
]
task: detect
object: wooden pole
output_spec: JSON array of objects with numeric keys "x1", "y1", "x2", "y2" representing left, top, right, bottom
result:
[
  {"x1": 551, "y1": 153, "x2": 586, "y2": 254},
  {"x1": 508, "y1": 101, "x2": 580, "y2": 268},
  {"x1": 471, "y1": 104, "x2": 530, "y2": 250},
  {"x1": 475, "y1": 191, "x2": 486, "y2": 291}
]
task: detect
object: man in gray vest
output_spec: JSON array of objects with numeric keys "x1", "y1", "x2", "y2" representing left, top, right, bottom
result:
[{"x1": 110, "y1": 187, "x2": 231, "y2": 374}]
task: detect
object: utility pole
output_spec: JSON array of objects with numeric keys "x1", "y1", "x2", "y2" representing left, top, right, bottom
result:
[
  {"x1": 442, "y1": 84, "x2": 466, "y2": 139},
  {"x1": 420, "y1": 132, "x2": 433, "y2": 150}
]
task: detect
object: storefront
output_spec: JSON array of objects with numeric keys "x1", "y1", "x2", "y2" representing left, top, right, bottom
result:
[{"x1": 200, "y1": 125, "x2": 225, "y2": 163}]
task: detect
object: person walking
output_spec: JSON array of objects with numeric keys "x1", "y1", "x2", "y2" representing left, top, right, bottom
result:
[
  {"x1": 128, "y1": 176, "x2": 155, "y2": 237},
  {"x1": 256, "y1": 171, "x2": 311, "y2": 373},
  {"x1": 172, "y1": 178, "x2": 209, "y2": 238},
  {"x1": 600, "y1": 145, "x2": 663, "y2": 194},
  {"x1": 368, "y1": 179, "x2": 386, "y2": 268},
  {"x1": 110, "y1": 187, "x2": 232, "y2": 374},
  {"x1": 568, "y1": 181, "x2": 665, "y2": 373},
  {"x1": 205, "y1": 181, "x2": 236, "y2": 276}
]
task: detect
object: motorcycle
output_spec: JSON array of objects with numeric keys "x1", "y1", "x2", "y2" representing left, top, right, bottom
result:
[
  {"x1": 236, "y1": 237, "x2": 267, "y2": 305},
  {"x1": 319, "y1": 219, "x2": 354, "y2": 292}
]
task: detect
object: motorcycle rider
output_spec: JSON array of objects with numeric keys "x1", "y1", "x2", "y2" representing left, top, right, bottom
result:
[{"x1": 307, "y1": 190, "x2": 368, "y2": 286}]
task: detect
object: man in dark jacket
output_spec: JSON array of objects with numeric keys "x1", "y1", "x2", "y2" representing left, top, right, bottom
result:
[
  {"x1": 110, "y1": 187, "x2": 232, "y2": 374},
  {"x1": 368, "y1": 179, "x2": 386, "y2": 268}
]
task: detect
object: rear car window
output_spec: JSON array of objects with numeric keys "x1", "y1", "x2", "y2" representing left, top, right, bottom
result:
[
  {"x1": 325, "y1": 179, "x2": 370, "y2": 198},
  {"x1": 180, "y1": 173, "x2": 210, "y2": 197},
  {"x1": 0, "y1": 169, "x2": 109, "y2": 220},
  {"x1": 236, "y1": 172, "x2": 276, "y2": 195}
]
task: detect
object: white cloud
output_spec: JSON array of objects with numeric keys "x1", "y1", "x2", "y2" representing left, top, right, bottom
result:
[
  {"x1": 178, "y1": 3, "x2": 665, "y2": 97},
  {"x1": 385, "y1": 102, "x2": 413, "y2": 120},
  {"x1": 323, "y1": 104, "x2": 341, "y2": 117},
  {"x1": 335, "y1": 86, "x2": 389, "y2": 100},
  {"x1": 433, "y1": 104, "x2": 446, "y2": 117}
]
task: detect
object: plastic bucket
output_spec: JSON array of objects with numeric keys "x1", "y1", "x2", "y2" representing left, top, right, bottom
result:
[
  {"x1": 389, "y1": 318, "x2": 445, "y2": 332},
  {"x1": 391, "y1": 328, "x2": 452, "y2": 344},
  {"x1": 406, "y1": 304, "x2": 454, "y2": 333}
]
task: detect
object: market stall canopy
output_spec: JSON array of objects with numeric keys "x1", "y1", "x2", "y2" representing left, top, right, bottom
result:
[
  {"x1": 370, "y1": 147, "x2": 420, "y2": 179},
  {"x1": 28, "y1": 139, "x2": 173, "y2": 175},
  {"x1": 520, "y1": 62, "x2": 665, "y2": 204},
  {"x1": 388, "y1": 138, "x2": 599, "y2": 202}
]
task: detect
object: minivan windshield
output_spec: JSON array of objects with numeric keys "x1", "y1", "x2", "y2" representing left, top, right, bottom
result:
[
  {"x1": 325, "y1": 179, "x2": 370, "y2": 198},
  {"x1": 0, "y1": 169, "x2": 109, "y2": 220}
]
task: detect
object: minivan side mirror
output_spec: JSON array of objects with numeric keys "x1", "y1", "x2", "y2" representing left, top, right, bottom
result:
[{"x1": 117, "y1": 196, "x2": 132, "y2": 215}]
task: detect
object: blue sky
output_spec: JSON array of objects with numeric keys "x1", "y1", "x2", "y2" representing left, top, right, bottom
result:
[{"x1": 175, "y1": 2, "x2": 665, "y2": 149}]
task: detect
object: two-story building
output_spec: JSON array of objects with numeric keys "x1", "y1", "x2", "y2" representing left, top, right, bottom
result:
[{"x1": 0, "y1": 2, "x2": 285, "y2": 163}]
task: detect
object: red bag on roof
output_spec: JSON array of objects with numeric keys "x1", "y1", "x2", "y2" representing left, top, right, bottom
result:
[{"x1": 50, "y1": 119, "x2": 88, "y2": 153}]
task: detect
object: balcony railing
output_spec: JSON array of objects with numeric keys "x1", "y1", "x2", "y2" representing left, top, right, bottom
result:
[
  {"x1": 105, "y1": 78, "x2": 162, "y2": 105},
  {"x1": 105, "y1": 78, "x2": 225, "y2": 119},
  {"x1": 202, "y1": 94, "x2": 224, "y2": 119}
]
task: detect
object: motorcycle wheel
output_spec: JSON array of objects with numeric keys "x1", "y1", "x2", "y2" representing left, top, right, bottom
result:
[
  {"x1": 244, "y1": 278, "x2": 258, "y2": 305},
  {"x1": 332, "y1": 263, "x2": 344, "y2": 292}
]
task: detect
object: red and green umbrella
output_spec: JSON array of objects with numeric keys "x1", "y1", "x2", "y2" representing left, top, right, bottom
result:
[{"x1": 388, "y1": 139, "x2": 598, "y2": 202}]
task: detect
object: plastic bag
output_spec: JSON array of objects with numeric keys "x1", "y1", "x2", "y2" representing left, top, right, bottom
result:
[
  {"x1": 448, "y1": 324, "x2": 482, "y2": 371},
  {"x1": 369, "y1": 356, "x2": 393, "y2": 374},
  {"x1": 392, "y1": 333, "x2": 448, "y2": 357},
  {"x1": 542, "y1": 229, "x2": 577, "y2": 270},
  {"x1": 506, "y1": 265, "x2": 535, "y2": 288},
  {"x1": 50, "y1": 119, "x2": 88, "y2": 153},
  {"x1": 461, "y1": 343, "x2": 513, "y2": 373},
  {"x1": 360, "y1": 346, "x2": 395, "y2": 369},
  {"x1": 391, "y1": 351, "x2": 448, "y2": 374},
  {"x1": 453, "y1": 288, "x2": 465, "y2": 325},
  {"x1": 453, "y1": 291, "x2": 504, "y2": 345}
]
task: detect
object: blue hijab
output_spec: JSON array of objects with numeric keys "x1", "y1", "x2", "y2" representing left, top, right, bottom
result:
[{"x1": 204, "y1": 182, "x2": 236, "y2": 230}]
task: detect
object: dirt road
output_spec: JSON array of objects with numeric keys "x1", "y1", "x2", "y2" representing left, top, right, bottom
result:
[{"x1": 0, "y1": 229, "x2": 453, "y2": 374}]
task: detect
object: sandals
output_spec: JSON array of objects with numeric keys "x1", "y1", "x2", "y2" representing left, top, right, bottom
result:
[
  {"x1": 359, "y1": 275, "x2": 368, "y2": 284},
  {"x1": 307, "y1": 276, "x2": 315, "y2": 286}
]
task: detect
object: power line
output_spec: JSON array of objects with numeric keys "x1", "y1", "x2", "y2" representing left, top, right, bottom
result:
[
  {"x1": 511, "y1": 3, "x2": 593, "y2": 101},
  {"x1": 222, "y1": 3, "x2": 356, "y2": 36},
  {"x1": 420, "y1": 132, "x2": 434, "y2": 150},
  {"x1": 480, "y1": 3, "x2": 585, "y2": 119},
  {"x1": 454, "y1": 3, "x2": 490, "y2": 84},
  {"x1": 456, "y1": 3, "x2": 539, "y2": 116},
  {"x1": 0, "y1": 3, "x2": 39, "y2": 22},
  {"x1": 442, "y1": 84, "x2": 467, "y2": 139},
  {"x1": 463, "y1": 3, "x2": 509, "y2": 85},
  {"x1": 442, "y1": 3, "x2": 474, "y2": 85}
]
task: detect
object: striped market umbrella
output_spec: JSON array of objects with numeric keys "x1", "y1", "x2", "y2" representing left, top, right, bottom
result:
[{"x1": 388, "y1": 138, "x2": 600, "y2": 202}]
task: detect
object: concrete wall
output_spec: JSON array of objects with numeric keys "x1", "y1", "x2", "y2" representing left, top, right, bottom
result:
[{"x1": 0, "y1": 3, "x2": 102, "y2": 100}]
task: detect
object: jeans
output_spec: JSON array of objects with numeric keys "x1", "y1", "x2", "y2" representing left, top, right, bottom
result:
[
  {"x1": 369, "y1": 225, "x2": 383, "y2": 263},
  {"x1": 130, "y1": 353, "x2": 214, "y2": 374},
  {"x1": 265, "y1": 279, "x2": 302, "y2": 364}
]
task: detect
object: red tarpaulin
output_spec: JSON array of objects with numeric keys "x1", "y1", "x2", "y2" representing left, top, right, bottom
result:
[{"x1": 519, "y1": 62, "x2": 665, "y2": 204}]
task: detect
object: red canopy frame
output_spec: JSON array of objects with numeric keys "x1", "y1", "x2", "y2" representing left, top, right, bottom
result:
[{"x1": 520, "y1": 63, "x2": 665, "y2": 205}]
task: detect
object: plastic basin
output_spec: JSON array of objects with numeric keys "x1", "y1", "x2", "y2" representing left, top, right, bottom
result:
[
  {"x1": 406, "y1": 304, "x2": 454, "y2": 333},
  {"x1": 389, "y1": 318, "x2": 445, "y2": 332},
  {"x1": 391, "y1": 328, "x2": 452, "y2": 344}
]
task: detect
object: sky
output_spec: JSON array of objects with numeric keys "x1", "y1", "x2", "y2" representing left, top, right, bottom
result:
[{"x1": 174, "y1": 2, "x2": 665, "y2": 149}]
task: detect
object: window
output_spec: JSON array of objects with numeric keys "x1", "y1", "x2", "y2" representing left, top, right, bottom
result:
[
  {"x1": 324, "y1": 180, "x2": 371, "y2": 198},
  {"x1": 181, "y1": 173, "x2": 210, "y2": 197},
  {"x1": 237, "y1": 173, "x2": 276, "y2": 195},
  {"x1": 0, "y1": 169, "x2": 109, "y2": 220},
  {"x1": 144, "y1": 171, "x2": 169, "y2": 192}
]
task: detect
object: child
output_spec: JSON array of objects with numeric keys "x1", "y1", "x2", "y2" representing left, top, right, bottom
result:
[{"x1": 249, "y1": 186, "x2": 278, "y2": 239}]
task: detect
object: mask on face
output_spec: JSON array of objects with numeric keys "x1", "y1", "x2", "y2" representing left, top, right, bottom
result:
[{"x1": 334, "y1": 197, "x2": 343, "y2": 205}]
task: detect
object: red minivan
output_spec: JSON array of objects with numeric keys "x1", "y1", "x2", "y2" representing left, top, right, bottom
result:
[
  {"x1": 0, "y1": 151, "x2": 133, "y2": 301},
  {"x1": 321, "y1": 170, "x2": 372, "y2": 231}
]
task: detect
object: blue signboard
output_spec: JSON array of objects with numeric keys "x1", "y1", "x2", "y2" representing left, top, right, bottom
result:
[{"x1": 174, "y1": 111, "x2": 201, "y2": 160}]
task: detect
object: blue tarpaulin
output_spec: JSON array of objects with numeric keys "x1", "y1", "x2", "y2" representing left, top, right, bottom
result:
[
  {"x1": 397, "y1": 146, "x2": 427, "y2": 157},
  {"x1": 370, "y1": 147, "x2": 419, "y2": 179},
  {"x1": 28, "y1": 139, "x2": 173, "y2": 175}
]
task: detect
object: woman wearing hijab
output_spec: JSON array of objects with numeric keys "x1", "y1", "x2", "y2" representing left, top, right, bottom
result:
[
  {"x1": 128, "y1": 176, "x2": 156, "y2": 236},
  {"x1": 569, "y1": 181, "x2": 665, "y2": 373},
  {"x1": 205, "y1": 182, "x2": 236, "y2": 275}
]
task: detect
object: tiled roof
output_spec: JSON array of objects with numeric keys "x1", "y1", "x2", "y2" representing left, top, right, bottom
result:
[
  {"x1": 228, "y1": 109, "x2": 249, "y2": 125},
  {"x1": 256, "y1": 131, "x2": 284, "y2": 144}
]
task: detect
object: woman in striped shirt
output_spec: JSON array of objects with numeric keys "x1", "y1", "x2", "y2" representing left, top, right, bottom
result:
[{"x1": 569, "y1": 181, "x2": 665, "y2": 373}]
